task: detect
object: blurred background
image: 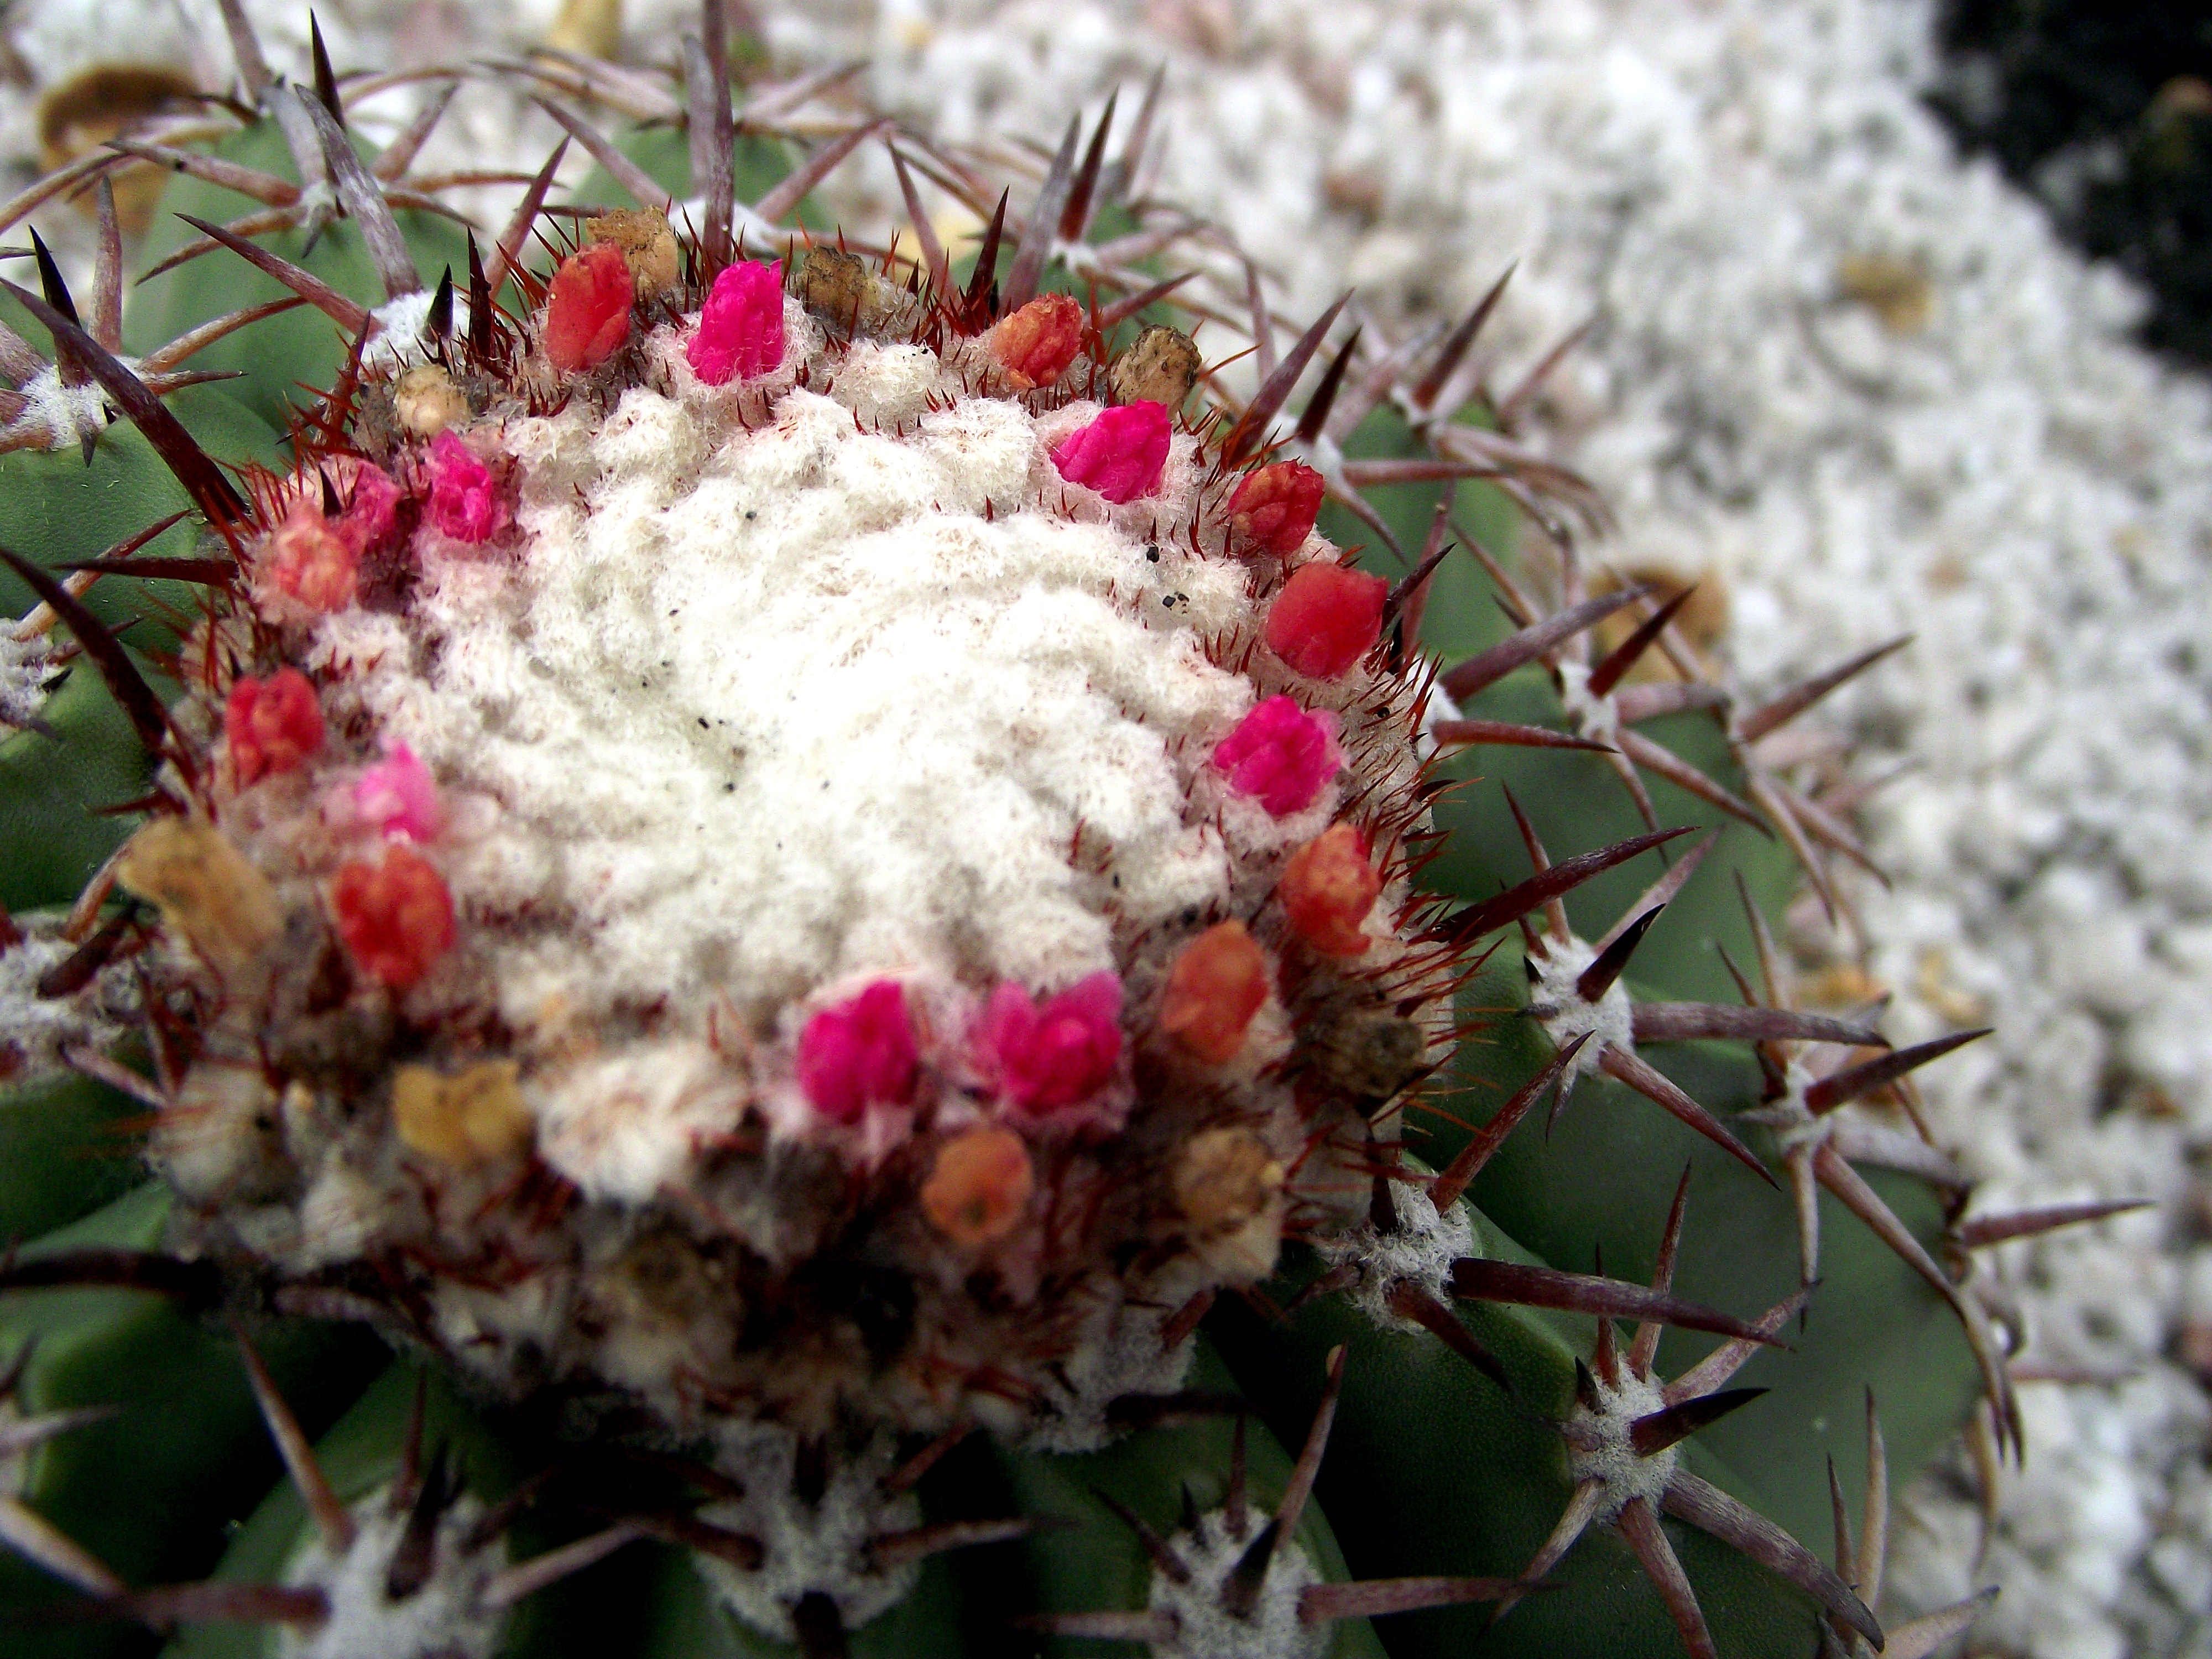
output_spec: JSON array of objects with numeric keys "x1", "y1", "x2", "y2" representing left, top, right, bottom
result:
[{"x1": 3, "y1": 2, "x2": 2207, "y2": 1653}]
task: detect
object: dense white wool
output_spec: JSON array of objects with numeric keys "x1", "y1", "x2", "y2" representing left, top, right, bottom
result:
[
  {"x1": 2, "y1": 367, "x2": 113, "y2": 453},
  {"x1": 1311, "y1": 1183, "x2": 1474, "y2": 1331},
  {"x1": 0, "y1": 637, "x2": 54, "y2": 732},
  {"x1": 342, "y1": 374, "x2": 1258, "y2": 1044},
  {"x1": 363, "y1": 290, "x2": 464, "y2": 374},
  {"x1": 1150, "y1": 1510, "x2": 1326, "y2": 1659},
  {"x1": 531, "y1": 1041, "x2": 746, "y2": 1203},
  {"x1": 279, "y1": 1490, "x2": 500, "y2": 1659},
  {"x1": 1566, "y1": 1366, "x2": 1674, "y2": 1525},
  {"x1": 1528, "y1": 935, "x2": 1634, "y2": 1083},
  {"x1": 695, "y1": 1426, "x2": 920, "y2": 1640},
  {"x1": 0, "y1": 926, "x2": 132, "y2": 1081},
  {"x1": 1019, "y1": 1287, "x2": 1196, "y2": 1453}
]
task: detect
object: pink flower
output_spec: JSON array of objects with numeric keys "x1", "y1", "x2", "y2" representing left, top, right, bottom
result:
[
  {"x1": 797, "y1": 980, "x2": 919, "y2": 1125},
  {"x1": 688, "y1": 260, "x2": 786, "y2": 386},
  {"x1": 337, "y1": 462, "x2": 400, "y2": 551},
  {"x1": 424, "y1": 430, "x2": 508, "y2": 544},
  {"x1": 262, "y1": 502, "x2": 358, "y2": 613},
  {"x1": 1051, "y1": 401, "x2": 1171, "y2": 503},
  {"x1": 355, "y1": 742, "x2": 443, "y2": 842},
  {"x1": 1212, "y1": 696, "x2": 1343, "y2": 817},
  {"x1": 332, "y1": 845, "x2": 454, "y2": 990},
  {"x1": 973, "y1": 972, "x2": 1123, "y2": 1119},
  {"x1": 225, "y1": 669, "x2": 324, "y2": 786}
]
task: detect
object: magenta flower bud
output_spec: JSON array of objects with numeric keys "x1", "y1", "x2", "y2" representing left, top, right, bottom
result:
[
  {"x1": 355, "y1": 741, "x2": 444, "y2": 842},
  {"x1": 425, "y1": 430, "x2": 509, "y2": 544},
  {"x1": 688, "y1": 260, "x2": 787, "y2": 386},
  {"x1": 796, "y1": 979, "x2": 919, "y2": 1125},
  {"x1": 1050, "y1": 400, "x2": 1171, "y2": 503},
  {"x1": 339, "y1": 461, "x2": 401, "y2": 551},
  {"x1": 1212, "y1": 696, "x2": 1343, "y2": 817},
  {"x1": 973, "y1": 971, "x2": 1124, "y2": 1119}
]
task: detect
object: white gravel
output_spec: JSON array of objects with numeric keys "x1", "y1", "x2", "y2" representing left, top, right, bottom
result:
[{"x1": 7, "y1": 2, "x2": 2210, "y2": 1653}]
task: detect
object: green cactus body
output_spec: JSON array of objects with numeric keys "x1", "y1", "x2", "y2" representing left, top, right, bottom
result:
[{"x1": 0, "y1": 12, "x2": 2053, "y2": 1658}]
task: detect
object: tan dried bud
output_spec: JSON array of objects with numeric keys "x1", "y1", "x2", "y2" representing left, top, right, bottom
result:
[
  {"x1": 1311, "y1": 1010, "x2": 1428, "y2": 1104},
  {"x1": 545, "y1": 0, "x2": 623, "y2": 59},
  {"x1": 394, "y1": 364, "x2": 471, "y2": 439},
  {"x1": 1109, "y1": 325, "x2": 1201, "y2": 409},
  {"x1": 117, "y1": 818, "x2": 283, "y2": 977},
  {"x1": 1837, "y1": 252, "x2": 1934, "y2": 336},
  {"x1": 391, "y1": 1060, "x2": 534, "y2": 1166},
  {"x1": 36, "y1": 66, "x2": 197, "y2": 233},
  {"x1": 922, "y1": 1125, "x2": 1035, "y2": 1246},
  {"x1": 799, "y1": 247, "x2": 874, "y2": 327},
  {"x1": 588, "y1": 207, "x2": 682, "y2": 301},
  {"x1": 1172, "y1": 1125, "x2": 1282, "y2": 1230}
]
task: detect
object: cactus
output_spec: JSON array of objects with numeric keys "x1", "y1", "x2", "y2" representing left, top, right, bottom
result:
[{"x1": 0, "y1": 11, "x2": 2138, "y2": 1658}]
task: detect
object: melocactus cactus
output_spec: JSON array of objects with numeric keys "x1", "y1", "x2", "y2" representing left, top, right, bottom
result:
[
  {"x1": 140, "y1": 224, "x2": 1449, "y2": 1469},
  {"x1": 0, "y1": 9, "x2": 2141, "y2": 1658}
]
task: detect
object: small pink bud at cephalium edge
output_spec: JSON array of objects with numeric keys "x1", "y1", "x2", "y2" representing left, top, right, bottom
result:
[
  {"x1": 226, "y1": 669, "x2": 324, "y2": 786},
  {"x1": 688, "y1": 260, "x2": 786, "y2": 386},
  {"x1": 973, "y1": 972, "x2": 1123, "y2": 1119},
  {"x1": 1051, "y1": 401, "x2": 1171, "y2": 503},
  {"x1": 797, "y1": 979, "x2": 920, "y2": 1125},
  {"x1": 354, "y1": 742, "x2": 444, "y2": 842},
  {"x1": 424, "y1": 430, "x2": 508, "y2": 544},
  {"x1": 1212, "y1": 696, "x2": 1343, "y2": 817}
]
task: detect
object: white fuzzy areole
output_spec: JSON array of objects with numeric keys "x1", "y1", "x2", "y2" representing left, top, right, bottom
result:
[
  {"x1": 1530, "y1": 933, "x2": 1635, "y2": 1082},
  {"x1": 354, "y1": 377, "x2": 1260, "y2": 1036},
  {"x1": 279, "y1": 1490, "x2": 500, "y2": 1659},
  {"x1": 363, "y1": 291, "x2": 462, "y2": 374},
  {"x1": 1311, "y1": 1183, "x2": 1475, "y2": 1331},
  {"x1": 1553, "y1": 659, "x2": 1620, "y2": 748},
  {"x1": 4, "y1": 365, "x2": 116, "y2": 453},
  {"x1": 0, "y1": 635, "x2": 55, "y2": 732},
  {"x1": 695, "y1": 1426, "x2": 920, "y2": 1640},
  {"x1": 0, "y1": 925, "x2": 130, "y2": 1082},
  {"x1": 1751, "y1": 1054, "x2": 1834, "y2": 1158},
  {"x1": 1019, "y1": 1285, "x2": 1197, "y2": 1453},
  {"x1": 1149, "y1": 1509, "x2": 1326, "y2": 1659},
  {"x1": 1567, "y1": 1367, "x2": 1676, "y2": 1525}
]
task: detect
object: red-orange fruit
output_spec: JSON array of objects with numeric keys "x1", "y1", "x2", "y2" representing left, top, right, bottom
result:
[
  {"x1": 543, "y1": 241, "x2": 635, "y2": 374},
  {"x1": 1227, "y1": 461, "x2": 1325, "y2": 555},
  {"x1": 1159, "y1": 920, "x2": 1270, "y2": 1063},
  {"x1": 1265, "y1": 558, "x2": 1388, "y2": 679},
  {"x1": 991, "y1": 293, "x2": 1084, "y2": 390},
  {"x1": 1280, "y1": 823, "x2": 1382, "y2": 956}
]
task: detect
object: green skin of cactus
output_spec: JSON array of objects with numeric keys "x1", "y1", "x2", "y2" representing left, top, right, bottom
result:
[{"x1": 0, "y1": 110, "x2": 1981, "y2": 1659}]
